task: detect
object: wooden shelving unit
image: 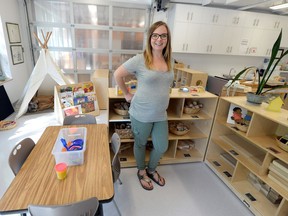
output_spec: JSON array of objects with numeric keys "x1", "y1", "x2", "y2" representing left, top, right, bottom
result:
[
  {"x1": 173, "y1": 67, "x2": 208, "y2": 88},
  {"x1": 108, "y1": 88, "x2": 218, "y2": 167},
  {"x1": 206, "y1": 96, "x2": 288, "y2": 216}
]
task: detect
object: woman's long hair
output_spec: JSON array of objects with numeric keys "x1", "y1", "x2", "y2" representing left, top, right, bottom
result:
[{"x1": 144, "y1": 21, "x2": 172, "y2": 71}]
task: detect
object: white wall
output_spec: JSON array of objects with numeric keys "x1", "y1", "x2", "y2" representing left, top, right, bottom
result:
[
  {"x1": 172, "y1": 53, "x2": 265, "y2": 77},
  {"x1": 0, "y1": 0, "x2": 32, "y2": 104}
]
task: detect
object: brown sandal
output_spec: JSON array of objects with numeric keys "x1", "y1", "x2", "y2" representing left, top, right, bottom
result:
[
  {"x1": 146, "y1": 170, "x2": 165, "y2": 186},
  {"x1": 137, "y1": 170, "x2": 153, "y2": 191}
]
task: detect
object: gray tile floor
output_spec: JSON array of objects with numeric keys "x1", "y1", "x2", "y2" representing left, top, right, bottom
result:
[{"x1": 0, "y1": 111, "x2": 254, "y2": 216}]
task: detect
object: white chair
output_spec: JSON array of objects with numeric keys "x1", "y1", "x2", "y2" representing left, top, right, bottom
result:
[
  {"x1": 111, "y1": 132, "x2": 122, "y2": 216},
  {"x1": 28, "y1": 197, "x2": 100, "y2": 216},
  {"x1": 63, "y1": 114, "x2": 96, "y2": 125}
]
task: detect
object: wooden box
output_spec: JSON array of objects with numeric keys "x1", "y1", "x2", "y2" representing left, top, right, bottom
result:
[{"x1": 174, "y1": 68, "x2": 208, "y2": 88}]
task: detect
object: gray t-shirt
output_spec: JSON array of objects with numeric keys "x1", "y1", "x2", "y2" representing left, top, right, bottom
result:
[{"x1": 123, "y1": 53, "x2": 174, "y2": 123}]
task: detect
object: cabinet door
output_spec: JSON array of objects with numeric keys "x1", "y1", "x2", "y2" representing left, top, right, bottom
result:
[
  {"x1": 222, "y1": 26, "x2": 244, "y2": 55},
  {"x1": 186, "y1": 23, "x2": 201, "y2": 52},
  {"x1": 277, "y1": 16, "x2": 288, "y2": 47},
  {"x1": 248, "y1": 29, "x2": 280, "y2": 57},
  {"x1": 171, "y1": 22, "x2": 189, "y2": 52},
  {"x1": 227, "y1": 11, "x2": 247, "y2": 28},
  {"x1": 171, "y1": 22, "x2": 201, "y2": 53},
  {"x1": 174, "y1": 4, "x2": 203, "y2": 23},
  {"x1": 201, "y1": 7, "x2": 227, "y2": 25},
  {"x1": 197, "y1": 25, "x2": 226, "y2": 54}
]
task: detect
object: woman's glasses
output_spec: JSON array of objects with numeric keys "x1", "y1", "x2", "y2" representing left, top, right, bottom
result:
[{"x1": 151, "y1": 33, "x2": 168, "y2": 40}]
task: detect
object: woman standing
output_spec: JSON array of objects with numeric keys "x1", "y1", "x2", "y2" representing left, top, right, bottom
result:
[{"x1": 114, "y1": 21, "x2": 174, "y2": 191}]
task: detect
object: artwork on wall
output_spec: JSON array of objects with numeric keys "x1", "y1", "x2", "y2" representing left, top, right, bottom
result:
[
  {"x1": 10, "y1": 45, "x2": 24, "y2": 65},
  {"x1": 6, "y1": 22, "x2": 21, "y2": 44}
]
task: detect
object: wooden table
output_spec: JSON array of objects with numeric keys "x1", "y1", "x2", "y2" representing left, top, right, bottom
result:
[{"x1": 0, "y1": 124, "x2": 113, "y2": 214}]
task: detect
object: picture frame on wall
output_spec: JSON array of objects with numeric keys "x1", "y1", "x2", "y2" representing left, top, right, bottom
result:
[
  {"x1": 10, "y1": 45, "x2": 24, "y2": 65},
  {"x1": 6, "y1": 22, "x2": 21, "y2": 44}
]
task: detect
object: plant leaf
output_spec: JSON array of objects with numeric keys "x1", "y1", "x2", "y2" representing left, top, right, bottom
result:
[
  {"x1": 262, "y1": 84, "x2": 288, "y2": 94},
  {"x1": 257, "y1": 30, "x2": 282, "y2": 94}
]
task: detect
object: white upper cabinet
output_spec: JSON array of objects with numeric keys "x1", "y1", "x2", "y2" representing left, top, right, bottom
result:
[
  {"x1": 200, "y1": 7, "x2": 227, "y2": 25},
  {"x1": 173, "y1": 4, "x2": 203, "y2": 23},
  {"x1": 168, "y1": 3, "x2": 288, "y2": 56},
  {"x1": 171, "y1": 22, "x2": 201, "y2": 53},
  {"x1": 226, "y1": 11, "x2": 247, "y2": 27}
]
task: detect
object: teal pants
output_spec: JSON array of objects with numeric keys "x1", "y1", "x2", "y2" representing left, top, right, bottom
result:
[{"x1": 130, "y1": 115, "x2": 168, "y2": 172}]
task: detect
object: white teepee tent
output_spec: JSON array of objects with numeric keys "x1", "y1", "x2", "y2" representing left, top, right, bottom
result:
[{"x1": 15, "y1": 31, "x2": 70, "y2": 119}]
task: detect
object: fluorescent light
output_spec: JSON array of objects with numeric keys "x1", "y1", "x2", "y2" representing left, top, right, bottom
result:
[{"x1": 270, "y1": 3, "x2": 288, "y2": 10}]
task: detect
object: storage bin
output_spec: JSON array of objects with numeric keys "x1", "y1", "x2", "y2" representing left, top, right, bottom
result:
[{"x1": 52, "y1": 127, "x2": 87, "y2": 166}]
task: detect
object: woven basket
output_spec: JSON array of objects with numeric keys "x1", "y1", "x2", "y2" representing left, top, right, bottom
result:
[
  {"x1": 0, "y1": 120, "x2": 17, "y2": 131},
  {"x1": 184, "y1": 107, "x2": 201, "y2": 114},
  {"x1": 114, "y1": 108, "x2": 129, "y2": 116},
  {"x1": 169, "y1": 125, "x2": 190, "y2": 136},
  {"x1": 115, "y1": 129, "x2": 133, "y2": 139},
  {"x1": 169, "y1": 127, "x2": 190, "y2": 136}
]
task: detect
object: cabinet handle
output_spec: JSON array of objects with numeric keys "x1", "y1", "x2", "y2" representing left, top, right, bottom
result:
[
  {"x1": 190, "y1": 12, "x2": 193, "y2": 21},
  {"x1": 186, "y1": 44, "x2": 188, "y2": 51},
  {"x1": 237, "y1": 17, "x2": 239, "y2": 24},
  {"x1": 215, "y1": 15, "x2": 219, "y2": 23},
  {"x1": 230, "y1": 46, "x2": 232, "y2": 53}
]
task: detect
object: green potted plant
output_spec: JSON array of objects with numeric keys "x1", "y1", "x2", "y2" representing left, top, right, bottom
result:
[{"x1": 230, "y1": 30, "x2": 288, "y2": 104}]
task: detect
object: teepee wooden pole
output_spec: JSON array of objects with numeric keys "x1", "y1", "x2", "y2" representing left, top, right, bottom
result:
[
  {"x1": 33, "y1": 30, "x2": 52, "y2": 49},
  {"x1": 33, "y1": 32, "x2": 45, "y2": 48}
]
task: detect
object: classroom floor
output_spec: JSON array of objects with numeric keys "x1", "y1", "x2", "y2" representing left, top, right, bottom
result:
[{"x1": 0, "y1": 111, "x2": 254, "y2": 216}]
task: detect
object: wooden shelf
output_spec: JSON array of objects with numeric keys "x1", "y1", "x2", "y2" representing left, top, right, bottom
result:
[
  {"x1": 206, "y1": 96, "x2": 288, "y2": 216},
  {"x1": 108, "y1": 88, "x2": 218, "y2": 167}
]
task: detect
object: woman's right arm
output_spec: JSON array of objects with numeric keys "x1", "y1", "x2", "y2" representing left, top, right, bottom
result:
[{"x1": 114, "y1": 65, "x2": 134, "y2": 102}]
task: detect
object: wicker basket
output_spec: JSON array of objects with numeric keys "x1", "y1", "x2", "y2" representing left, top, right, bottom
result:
[
  {"x1": 114, "y1": 108, "x2": 129, "y2": 116},
  {"x1": 0, "y1": 120, "x2": 17, "y2": 131},
  {"x1": 184, "y1": 107, "x2": 201, "y2": 114},
  {"x1": 115, "y1": 129, "x2": 133, "y2": 139},
  {"x1": 169, "y1": 127, "x2": 190, "y2": 136}
]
